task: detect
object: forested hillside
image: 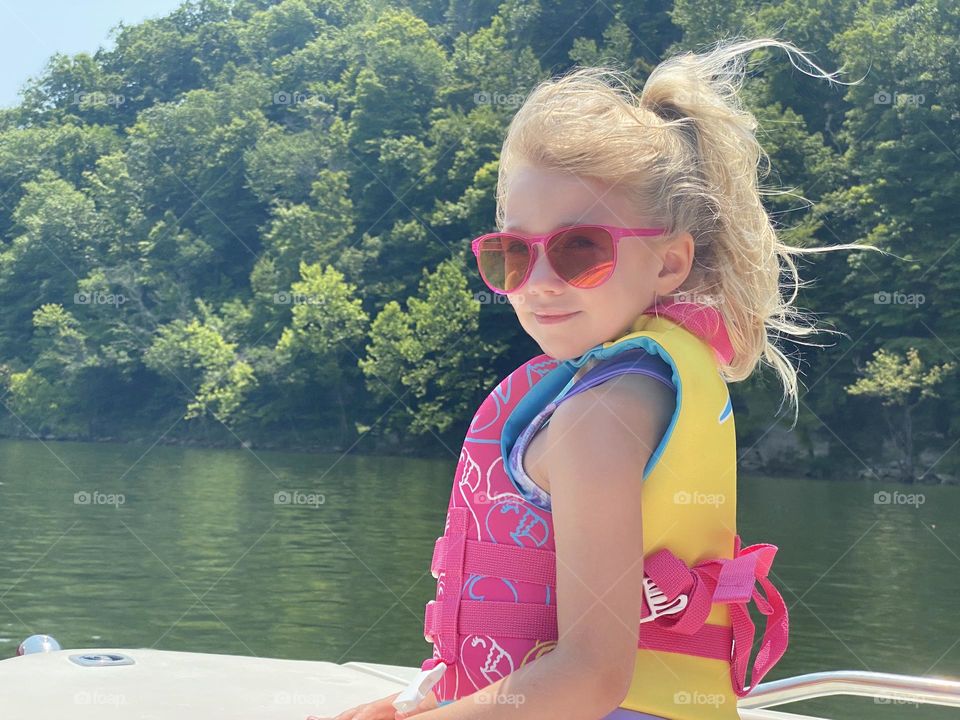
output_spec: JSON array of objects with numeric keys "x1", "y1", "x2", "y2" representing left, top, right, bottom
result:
[{"x1": 1, "y1": 0, "x2": 957, "y2": 482}]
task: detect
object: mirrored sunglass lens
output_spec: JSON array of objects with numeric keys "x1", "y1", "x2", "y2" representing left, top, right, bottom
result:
[
  {"x1": 478, "y1": 236, "x2": 530, "y2": 291},
  {"x1": 547, "y1": 227, "x2": 615, "y2": 287}
]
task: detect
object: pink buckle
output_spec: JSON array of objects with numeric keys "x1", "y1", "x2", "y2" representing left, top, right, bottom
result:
[
  {"x1": 641, "y1": 548, "x2": 713, "y2": 635},
  {"x1": 642, "y1": 549, "x2": 695, "y2": 604},
  {"x1": 637, "y1": 536, "x2": 789, "y2": 697}
]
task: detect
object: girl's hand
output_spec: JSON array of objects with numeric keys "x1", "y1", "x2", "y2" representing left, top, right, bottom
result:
[
  {"x1": 305, "y1": 690, "x2": 398, "y2": 720},
  {"x1": 306, "y1": 688, "x2": 438, "y2": 720}
]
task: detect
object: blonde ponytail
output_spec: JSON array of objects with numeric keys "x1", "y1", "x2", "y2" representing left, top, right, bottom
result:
[{"x1": 496, "y1": 36, "x2": 883, "y2": 423}]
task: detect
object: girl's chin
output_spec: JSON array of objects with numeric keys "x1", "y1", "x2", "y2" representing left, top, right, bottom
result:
[
  {"x1": 538, "y1": 341, "x2": 593, "y2": 362},
  {"x1": 523, "y1": 321, "x2": 600, "y2": 360}
]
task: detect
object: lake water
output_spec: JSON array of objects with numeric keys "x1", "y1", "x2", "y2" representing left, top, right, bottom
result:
[{"x1": 0, "y1": 437, "x2": 957, "y2": 718}]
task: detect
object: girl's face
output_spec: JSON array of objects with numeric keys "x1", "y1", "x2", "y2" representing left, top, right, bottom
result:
[{"x1": 502, "y1": 165, "x2": 694, "y2": 360}]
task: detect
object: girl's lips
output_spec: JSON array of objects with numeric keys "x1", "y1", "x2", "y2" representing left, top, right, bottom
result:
[{"x1": 533, "y1": 311, "x2": 579, "y2": 324}]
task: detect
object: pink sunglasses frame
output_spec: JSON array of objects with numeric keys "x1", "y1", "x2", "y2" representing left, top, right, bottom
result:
[{"x1": 470, "y1": 223, "x2": 669, "y2": 294}]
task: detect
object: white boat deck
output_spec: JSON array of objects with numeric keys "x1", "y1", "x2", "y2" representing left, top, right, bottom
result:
[
  {"x1": 1, "y1": 647, "x2": 959, "y2": 719},
  {"x1": 0, "y1": 648, "x2": 419, "y2": 719}
]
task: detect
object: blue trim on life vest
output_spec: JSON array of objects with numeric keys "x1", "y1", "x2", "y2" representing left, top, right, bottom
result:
[
  {"x1": 500, "y1": 361, "x2": 578, "y2": 500},
  {"x1": 500, "y1": 336, "x2": 682, "y2": 494},
  {"x1": 719, "y1": 395, "x2": 733, "y2": 423}
]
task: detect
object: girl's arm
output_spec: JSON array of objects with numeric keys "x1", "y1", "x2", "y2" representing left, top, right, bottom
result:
[{"x1": 407, "y1": 372, "x2": 675, "y2": 719}]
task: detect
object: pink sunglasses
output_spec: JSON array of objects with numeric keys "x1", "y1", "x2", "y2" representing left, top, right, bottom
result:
[{"x1": 471, "y1": 224, "x2": 668, "y2": 294}]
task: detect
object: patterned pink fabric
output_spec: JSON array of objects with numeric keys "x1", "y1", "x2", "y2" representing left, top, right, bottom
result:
[{"x1": 421, "y1": 354, "x2": 563, "y2": 701}]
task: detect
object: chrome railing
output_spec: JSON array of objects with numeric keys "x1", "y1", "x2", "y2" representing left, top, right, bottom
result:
[{"x1": 737, "y1": 670, "x2": 960, "y2": 718}]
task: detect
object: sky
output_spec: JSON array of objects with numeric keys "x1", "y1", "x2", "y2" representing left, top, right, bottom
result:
[{"x1": 0, "y1": 0, "x2": 187, "y2": 108}]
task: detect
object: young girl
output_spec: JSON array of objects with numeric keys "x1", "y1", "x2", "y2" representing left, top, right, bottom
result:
[{"x1": 318, "y1": 36, "x2": 873, "y2": 720}]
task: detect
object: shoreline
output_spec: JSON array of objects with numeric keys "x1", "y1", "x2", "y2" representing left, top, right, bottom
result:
[{"x1": 1, "y1": 428, "x2": 956, "y2": 485}]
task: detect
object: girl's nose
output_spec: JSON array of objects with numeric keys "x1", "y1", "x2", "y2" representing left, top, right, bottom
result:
[{"x1": 524, "y1": 244, "x2": 564, "y2": 291}]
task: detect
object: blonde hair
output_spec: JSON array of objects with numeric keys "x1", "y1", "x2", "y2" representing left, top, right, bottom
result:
[{"x1": 495, "y1": 36, "x2": 883, "y2": 424}]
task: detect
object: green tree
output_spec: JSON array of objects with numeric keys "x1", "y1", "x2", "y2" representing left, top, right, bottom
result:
[
  {"x1": 257, "y1": 170, "x2": 355, "y2": 285},
  {"x1": 143, "y1": 300, "x2": 258, "y2": 427},
  {"x1": 2, "y1": 304, "x2": 99, "y2": 436},
  {"x1": 274, "y1": 262, "x2": 370, "y2": 445},
  {"x1": 360, "y1": 259, "x2": 503, "y2": 445},
  {"x1": 237, "y1": 0, "x2": 321, "y2": 62},
  {"x1": 0, "y1": 170, "x2": 100, "y2": 358},
  {"x1": 846, "y1": 347, "x2": 956, "y2": 482}
]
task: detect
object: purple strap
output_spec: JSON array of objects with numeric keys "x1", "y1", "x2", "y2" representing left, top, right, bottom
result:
[{"x1": 562, "y1": 349, "x2": 674, "y2": 403}]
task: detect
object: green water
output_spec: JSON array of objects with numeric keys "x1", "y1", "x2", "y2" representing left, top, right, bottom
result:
[{"x1": 0, "y1": 437, "x2": 957, "y2": 719}]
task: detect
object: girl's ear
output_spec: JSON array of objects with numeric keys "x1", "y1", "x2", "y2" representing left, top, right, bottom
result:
[{"x1": 655, "y1": 231, "x2": 694, "y2": 295}]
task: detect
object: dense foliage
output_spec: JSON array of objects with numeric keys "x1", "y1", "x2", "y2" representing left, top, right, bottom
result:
[{"x1": 0, "y1": 0, "x2": 957, "y2": 479}]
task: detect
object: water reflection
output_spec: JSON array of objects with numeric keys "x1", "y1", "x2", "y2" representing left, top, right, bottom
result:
[{"x1": 0, "y1": 439, "x2": 957, "y2": 718}]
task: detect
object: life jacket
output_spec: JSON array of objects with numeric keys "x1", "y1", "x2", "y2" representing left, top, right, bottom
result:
[{"x1": 398, "y1": 300, "x2": 789, "y2": 719}]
